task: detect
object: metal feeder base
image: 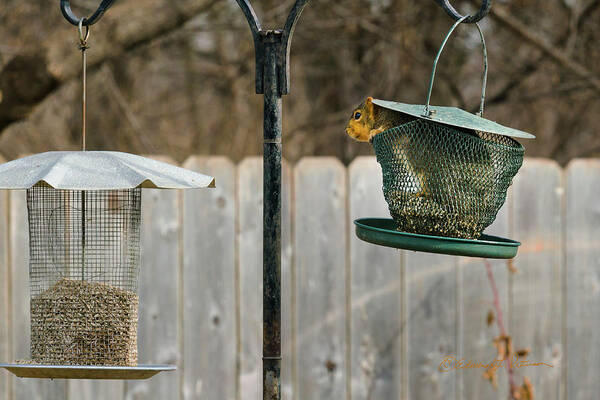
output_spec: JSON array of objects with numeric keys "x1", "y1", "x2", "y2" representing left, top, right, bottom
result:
[
  {"x1": 354, "y1": 218, "x2": 520, "y2": 259},
  {"x1": 0, "y1": 364, "x2": 176, "y2": 380}
]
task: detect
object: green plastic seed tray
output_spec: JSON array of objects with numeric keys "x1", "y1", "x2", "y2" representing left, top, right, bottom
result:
[
  {"x1": 354, "y1": 218, "x2": 520, "y2": 259},
  {"x1": 0, "y1": 364, "x2": 176, "y2": 380}
]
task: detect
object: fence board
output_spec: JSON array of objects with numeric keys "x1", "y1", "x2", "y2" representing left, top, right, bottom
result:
[
  {"x1": 125, "y1": 155, "x2": 182, "y2": 400},
  {"x1": 511, "y1": 159, "x2": 563, "y2": 399},
  {"x1": 404, "y1": 250, "x2": 457, "y2": 397},
  {"x1": 237, "y1": 158, "x2": 293, "y2": 400},
  {"x1": 182, "y1": 156, "x2": 237, "y2": 400},
  {"x1": 10, "y1": 190, "x2": 68, "y2": 400},
  {"x1": 566, "y1": 159, "x2": 600, "y2": 400},
  {"x1": 68, "y1": 381, "x2": 124, "y2": 400},
  {"x1": 458, "y1": 193, "x2": 511, "y2": 400},
  {"x1": 348, "y1": 157, "x2": 402, "y2": 400},
  {"x1": 0, "y1": 155, "x2": 9, "y2": 400},
  {"x1": 280, "y1": 161, "x2": 294, "y2": 400},
  {"x1": 294, "y1": 158, "x2": 347, "y2": 400},
  {"x1": 237, "y1": 158, "x2": 261, "y2": 400}
]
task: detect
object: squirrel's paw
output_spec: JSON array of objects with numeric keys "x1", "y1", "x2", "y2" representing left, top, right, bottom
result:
[{"x1": 369, "y1": 128, "x2": 385, "y2": 141}]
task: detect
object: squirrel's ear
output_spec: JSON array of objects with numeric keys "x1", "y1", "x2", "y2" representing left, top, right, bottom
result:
[{"x1": 365, "y1": 97, "x2": 374, "y2": 113}]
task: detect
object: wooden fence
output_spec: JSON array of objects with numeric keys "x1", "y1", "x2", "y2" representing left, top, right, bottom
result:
[{"x1": 0, "y1": 156, "x2": 598, "y2": 400}]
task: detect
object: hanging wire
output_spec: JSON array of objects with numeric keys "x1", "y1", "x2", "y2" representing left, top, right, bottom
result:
[
  {"x1": 77, "y1": 19, "x2": 90, "y2": 281},
  {"x1": 78, "y1": 19, "x2": 90, "y2": 151}
]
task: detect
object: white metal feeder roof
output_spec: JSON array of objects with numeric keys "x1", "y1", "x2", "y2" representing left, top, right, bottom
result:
[{"x1": 0, "y1": 151, "x2": 215, "y2": 190}]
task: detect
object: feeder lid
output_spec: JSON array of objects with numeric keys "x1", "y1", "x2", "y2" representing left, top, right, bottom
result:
[
  {"x1": 373, "y1": 99, "x2": 535, "y2": 139},
  {"x1": 0, "y1": 151, "x2": 215, "y2": 190}
]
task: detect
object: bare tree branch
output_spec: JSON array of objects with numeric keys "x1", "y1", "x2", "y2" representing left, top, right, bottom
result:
[
  {"x1": 0, "y1": 0, "x2": 218, "y2": 134},
  {"x1": 485, "y1": 2, "x2": 600, "y2": 94}
]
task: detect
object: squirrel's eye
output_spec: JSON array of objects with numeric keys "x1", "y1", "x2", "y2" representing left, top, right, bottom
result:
[{"x1": 354, "y1": 112, "x2": 361, "y2": 120}]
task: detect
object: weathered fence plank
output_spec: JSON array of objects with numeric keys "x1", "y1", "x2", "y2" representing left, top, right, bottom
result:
[
  {"x1": 280, "y1": 161, "x2": 294, "y2": 400},
  {"x1": 237, "y1": 158, "x2": 262, "y2": 400},
  {"x1": 294, "y1": 158, "x2": 347, "y2": 400},
  {"x1": 182, "y1": 157, "x2": 237, "y2": 400},
  {"x1": 0, "y1": 156, "x2": 9, "y2": 400},
  {"x1": 348, "y1": 157, "x2": 402, "y2": 400},
  {"x1": 566, "y1": 159, "x2": 600, "y2": 400},
  {"x1": 68, "y1": 381, "x2": 123, "y2": 400},
  {"x1": 237, "y1": 158, "x2": 293, "y2": 400},
  {"x1": 511, "y1": 159, "x2": 563, "y2": 399},
  {"x1": 10, "y1": 190, "x2": 68, "y2": 400},
  {"x1": 125, "y1": 155, "x2": 182, "y2": 400},
  {"x1": 458, "y1": 194, "x2": 511, "y2": 400},
  {"x1": 403, "y1": 249, "x2": 457, "y2": 400}
]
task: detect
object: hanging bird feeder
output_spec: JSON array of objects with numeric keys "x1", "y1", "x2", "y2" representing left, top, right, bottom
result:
[
  {"x1": 0, "y1": 1, "x2": 214, "y2": 380},
  {"x1": 355, "y1": 13, "x2": 535, "y2": 259}
]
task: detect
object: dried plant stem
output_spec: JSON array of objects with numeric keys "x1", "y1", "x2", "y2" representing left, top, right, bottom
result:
[{"x1": 484, "y1": 259, "x2": 518, "y2": 399}]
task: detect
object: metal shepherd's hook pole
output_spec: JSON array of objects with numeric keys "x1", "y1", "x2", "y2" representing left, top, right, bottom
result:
[{"x1": 235, "y1": 1, "x2": 309, "y2": 399}]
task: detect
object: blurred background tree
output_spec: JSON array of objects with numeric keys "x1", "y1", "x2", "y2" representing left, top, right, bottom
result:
[{"x1": 0, "y1": 0, "x2": 598, "y2": 165}]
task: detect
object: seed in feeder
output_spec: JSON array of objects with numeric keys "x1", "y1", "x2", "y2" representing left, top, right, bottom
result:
[{"x1": 30, "y1": 278, "x2": 138, "y2": 366}]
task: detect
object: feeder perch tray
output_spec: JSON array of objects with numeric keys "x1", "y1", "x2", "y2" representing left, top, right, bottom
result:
[
  {"x1": 0, "y1": 364, "x2": 176, "y2": 380},
  {"x1": 354, "y1": 218, "x2": 520, "y2": 259}
]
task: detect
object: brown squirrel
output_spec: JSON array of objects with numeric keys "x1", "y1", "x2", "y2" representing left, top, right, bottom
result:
[
  {"x1": 345, "y1": 97, "x2": 414, "y2": 142},
  {"x1": 345, "y1": 97, "x2": 430, "y2": 196}
]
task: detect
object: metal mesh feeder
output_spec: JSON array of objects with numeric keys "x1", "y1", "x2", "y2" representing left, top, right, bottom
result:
[
  {"x1": 28, "y1": 187, "x2": 141, "y2": 366},
  {"x1": 0, "y1": 151, "x2": 214, "y2": 378},
  {"x1": 372, "y1": 118, "x2": 524, "y2": 239},
  {"x1": 355, "y1": 18, "x2": 535, "y2": 257}
]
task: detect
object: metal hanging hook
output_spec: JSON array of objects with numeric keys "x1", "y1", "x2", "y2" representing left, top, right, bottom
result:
[
  {"x1": 435, "y1": 0, "x2": 492, "y2": 23},
  {"x1": 235, "y1": 0, "x2": 310, "y2": 95},
  {"x1": 61, "y1": 0, "x2": 115, "y2": 26}
]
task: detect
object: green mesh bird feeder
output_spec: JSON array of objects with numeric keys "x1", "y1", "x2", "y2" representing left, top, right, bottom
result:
[{"x1": 355, "y1": 17, "x2": 535, "y2": 259}]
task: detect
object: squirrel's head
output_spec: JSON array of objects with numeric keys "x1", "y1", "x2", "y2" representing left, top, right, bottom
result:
[{"x1": 345, "y1": 97, "x2": 375, "y2": 142}]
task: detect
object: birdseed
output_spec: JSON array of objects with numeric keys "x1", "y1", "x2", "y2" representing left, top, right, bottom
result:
[{"x1": 30, "y1": 278, "x2": 138, "y2": 366}]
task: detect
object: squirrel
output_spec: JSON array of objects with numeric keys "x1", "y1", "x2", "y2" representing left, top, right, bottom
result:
[
  {"x1": 345, "y1": 97, "x2": 415, "y2": 142},
  {"x1": 345, "y1": 97, "x2": 429, "y2": 196}
]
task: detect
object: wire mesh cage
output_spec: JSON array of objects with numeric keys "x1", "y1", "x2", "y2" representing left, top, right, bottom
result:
[
  {"x1": 27, "y1": 187, "x2": 142, "y2": 366},
  {"x1": 369, "y1": 19, "x2": 533, "y2": 240},
  {"x1": 373, "y1": 119, "x2": 524, "y2": 239}
]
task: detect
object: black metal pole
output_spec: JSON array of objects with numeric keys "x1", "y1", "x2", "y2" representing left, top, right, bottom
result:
[
  {"x1": 262, "y1": 31, "x2": 283, "y2": 400},
  {"x1": 234, "y1": 1, "x2": 309, "y2": 399}
]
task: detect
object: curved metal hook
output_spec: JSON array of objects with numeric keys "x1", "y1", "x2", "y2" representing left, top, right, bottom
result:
[
  {"x1": 60, "y1": 0, "x2": 115, "y2": 26},
  {"x1": 282, "y1": 0, "x2": 310, "y2": 44},
  {"x1": 234, "y1": 0, "x2": 310, "y2": 95},
  {"x1": 434, "y1": 0, "x2": 492, "y2": 23},
  {"x1": 280, "y1": 0, "x2": 310, "y2": 95},
  {"x1": 234, "y1": 0, "x2": 262, "y2": 37}
]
